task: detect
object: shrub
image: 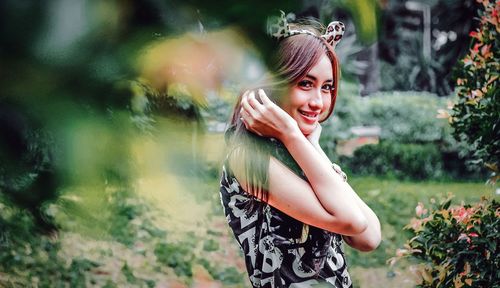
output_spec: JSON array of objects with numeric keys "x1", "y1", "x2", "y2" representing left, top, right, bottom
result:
[
  {"x1": 390, "y1": 196, "x2": 499, "y2": 287},
  {"x1": 451, "y1": 0, "x2": 499, "y2": 182},
  {"x1": 323, "y1": 89, "x2": 486, "y2": 179},
  {"x1": 341, "y1": 141, "x2": 444, "y2": 180},
  {"x1": 325, "y1": 90, "x2": 455, "y2": 144},
  {"x1": 358, "y1": 92, "x2": 453, "y2": 143}
]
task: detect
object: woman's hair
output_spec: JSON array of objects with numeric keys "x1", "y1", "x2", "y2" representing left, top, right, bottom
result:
[{"x1": 226, "y1": 21, "x2": 340, "y2": 204}]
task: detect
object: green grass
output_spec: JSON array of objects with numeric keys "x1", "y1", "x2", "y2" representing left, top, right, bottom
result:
[
  {"x1": 350, "y1": 176, "x2": 494, "y2": 202},
  {"x1": 345, "y1": 176, "x2": 497, "y2": 268}
]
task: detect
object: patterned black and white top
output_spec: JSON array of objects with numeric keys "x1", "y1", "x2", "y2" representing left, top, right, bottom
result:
[{"x1": 219, "y1": 137, "x2": 353, "y2": 288}]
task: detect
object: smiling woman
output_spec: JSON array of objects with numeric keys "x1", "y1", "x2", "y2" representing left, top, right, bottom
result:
[
  {"x1": 281, "y1": 54, "x2": 334, "y2": 136},
  {"x1": 219, "y1": 11, "x2": 381, "y2": 288}
]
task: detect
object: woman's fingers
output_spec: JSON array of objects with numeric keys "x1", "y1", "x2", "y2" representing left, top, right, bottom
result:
[
  {"x1": 242, "y1": 90, "x2": 266, "y2": 117},
  {"x1": 240, "y1": 107, "x2": 250, "y2": 121},
  {"x1": 240, "y1": 107, "x2": 263, "y2": 136},
  {"x1": 240, "y1": 89, "x2": 286, "y2": 138},
  {"x1": 240, "y1": 100, "x2": 253, "y2": 130},
  {"x1": 257, "y1": 89, "x2": 273, "y2": 106},
  {"x1": 306, "y1": 123, "x2": 322, "y2": 145},
  {"x1": 240, "y1": 107, "x2": 251, "y2": 129},
  {"x1": 247, "y1": 90, "x2": 265, "y2": 113},
  {"x1": 241, "y1": 91, "x2": 257, "y2": 116}
]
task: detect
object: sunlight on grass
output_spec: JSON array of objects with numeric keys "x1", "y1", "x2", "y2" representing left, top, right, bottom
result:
[{"x1": 130, "y1": 120, "x2": 213, "y2": 239}]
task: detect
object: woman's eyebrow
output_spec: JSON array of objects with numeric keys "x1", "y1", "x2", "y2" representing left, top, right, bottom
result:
[
  {"x1": 304, "y1": 74, "x2": 317, "y2": 81},
  {"x1": 304, "y1": 74, "x2": 333, "y2": 83}
]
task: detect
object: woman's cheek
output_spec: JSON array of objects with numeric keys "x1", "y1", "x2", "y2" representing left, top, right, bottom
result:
[{"x1": 323, "y1": 94, "x2": 332, "y2": 112}]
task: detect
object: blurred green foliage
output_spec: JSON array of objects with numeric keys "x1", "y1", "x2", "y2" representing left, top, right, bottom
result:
[
  {"x1": 0, "y1": 188, "x2": 247, "y2": 287},
  {"x1": 320, "y1": 0, "x2": 379, "y2": 44},
  {"x1": 0, "y1": 1, "x2": 282, "y2": 286},
  {"x1": 337, "y1": 91, "x2": 454, "y2": 143},
  {"x1": 0, "y1": 203, "x2": 98, "y2": 287},
  {"x1": 312, "y1": 0, "x2": 477, "y2": 95},
  {"x1": 155, "y1": 241, "x2": 195, "y2": 278},
  {"x1": 0, "y1": 0, "x2": 495, "y2": 286}
]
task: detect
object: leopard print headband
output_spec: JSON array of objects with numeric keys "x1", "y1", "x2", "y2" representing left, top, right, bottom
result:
[{"x1": 267, "y1": 11, "x2": 345, "y2": 49}]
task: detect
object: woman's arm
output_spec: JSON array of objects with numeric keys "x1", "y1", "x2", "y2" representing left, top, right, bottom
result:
[
  {"x1": 236, "y1": 90, "x2": 368, "y2": 235},
  {"x1": 341, "y1": 193, "x2": 381, "y2": 251},
  {"x1": 229, "y1": 148, "x2": 365, "y2": 236},
  {"x1": 307, "y1": 126, "x2": 381, "y2": 251}
]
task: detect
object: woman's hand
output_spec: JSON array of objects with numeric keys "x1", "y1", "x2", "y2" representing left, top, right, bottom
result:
[
  {"x1": 306, "y1": 123, "x2": 322, "y2": 147},
  {"x1": 240, "y1": 89, "x2": 300, "y2": 141}
]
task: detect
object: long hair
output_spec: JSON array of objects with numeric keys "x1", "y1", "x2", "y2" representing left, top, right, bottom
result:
[{"x1": 226, "y1": 22, "x2": 340, "y2": 204}]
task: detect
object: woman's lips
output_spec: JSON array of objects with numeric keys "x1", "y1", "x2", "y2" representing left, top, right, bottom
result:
[{"x1": 298, "y1": 110, "x2": 319, "y2": 123}]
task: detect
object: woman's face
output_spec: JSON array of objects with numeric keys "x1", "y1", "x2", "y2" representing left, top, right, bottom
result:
[{"x1": 281, "y1": 54, "x2": 333, "y2": 136}]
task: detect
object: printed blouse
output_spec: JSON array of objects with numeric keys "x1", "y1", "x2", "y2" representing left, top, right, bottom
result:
[{"x1": 219, "y1": 137, "x2": 353, "y2": 288}]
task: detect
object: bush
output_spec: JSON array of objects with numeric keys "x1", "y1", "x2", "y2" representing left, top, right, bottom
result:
[
  {"x1": 358, "y1": 92, "x2": 453, "y2": 143},
  {"x1": 390, "y1": 196, "x2": 499, "y2": 288},
  {"x1": 451, "y1": 0, "x2": 499, "y2": 182},
  {"x1": 322, "y1": 88, "x2": 485, "y2": 179},
  {"x1": 325, "y1": 89, "x2": 455, "y2": 144},
  {"x1": 341, "y1": 141, "x2": 444, "y2": 180}
]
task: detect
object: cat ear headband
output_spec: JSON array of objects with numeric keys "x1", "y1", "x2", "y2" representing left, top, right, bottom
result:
[{"x1": 267, "y1": 11, "x2": 345, "y2": 49}]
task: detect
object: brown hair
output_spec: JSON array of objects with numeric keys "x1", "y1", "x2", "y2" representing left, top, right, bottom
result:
[{"x1": 226, "y1": 23, "x2": 340, "y2": 203}]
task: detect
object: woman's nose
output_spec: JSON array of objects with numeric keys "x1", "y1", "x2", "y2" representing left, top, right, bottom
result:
[{"x1": 309, "y1": 89, "x2": 323, "y2": 110}]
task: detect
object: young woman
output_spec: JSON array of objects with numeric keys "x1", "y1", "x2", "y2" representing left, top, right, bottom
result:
[{"x1": 219, "y1": 12, "x2": 381, "y2": 288}]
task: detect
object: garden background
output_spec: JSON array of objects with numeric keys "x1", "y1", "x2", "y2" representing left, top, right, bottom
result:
[{"x1": 0, "y1": 0, "x2": 498, "y2": 287}]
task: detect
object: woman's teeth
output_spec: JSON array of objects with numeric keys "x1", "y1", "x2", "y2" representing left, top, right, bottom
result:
[{"x1": 299, "y1": 111, "x2": 317, "y2": 118}]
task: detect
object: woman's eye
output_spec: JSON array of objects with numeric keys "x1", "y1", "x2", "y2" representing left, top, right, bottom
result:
[
  {"x1": 298, "y1": 80, "x2": 313, "y2": 88},
  {"x1": 322, "y1": 84, "x2": 334, "y2": 92}
]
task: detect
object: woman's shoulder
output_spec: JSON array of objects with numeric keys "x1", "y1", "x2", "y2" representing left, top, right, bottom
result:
[
  {"x1": 225, "y1": 130, "x2": 306, "y2": 181},
  {"x1": 219, "y1": 163, "x2": 257, "y2": 199}
]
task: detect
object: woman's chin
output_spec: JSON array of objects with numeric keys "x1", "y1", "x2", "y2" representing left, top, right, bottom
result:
[
  {"x1": 296, "y1": 114, "x2": 319, "y2": 136},
  {"x1": 299, "y1": 124, "x2": 315, "y2": 136}
]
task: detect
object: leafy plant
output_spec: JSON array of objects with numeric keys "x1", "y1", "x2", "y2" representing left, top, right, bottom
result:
[
  {"x1": 357, "y1": 92, "x2": 453, "y2": 143},
  {"x1": 390, "y1": 196, "x2": 499, "y2": 287},
  {"x1": 322, "y1": 89, "x2": 484, "y2": 179},
  {"x1": 342, "y1": 141, "x2": 445, "y2": 180},
  {"x1": 451, "y1": 0, "x2": 500, "y2": 183},
  {"x1": 324, "y1": 90, "x2": 456, "y2": 145}
]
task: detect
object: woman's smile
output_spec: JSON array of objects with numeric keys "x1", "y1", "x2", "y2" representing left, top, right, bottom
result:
[{"x1": 298, "y1": 110, "x2": 320, "y2": 122}]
